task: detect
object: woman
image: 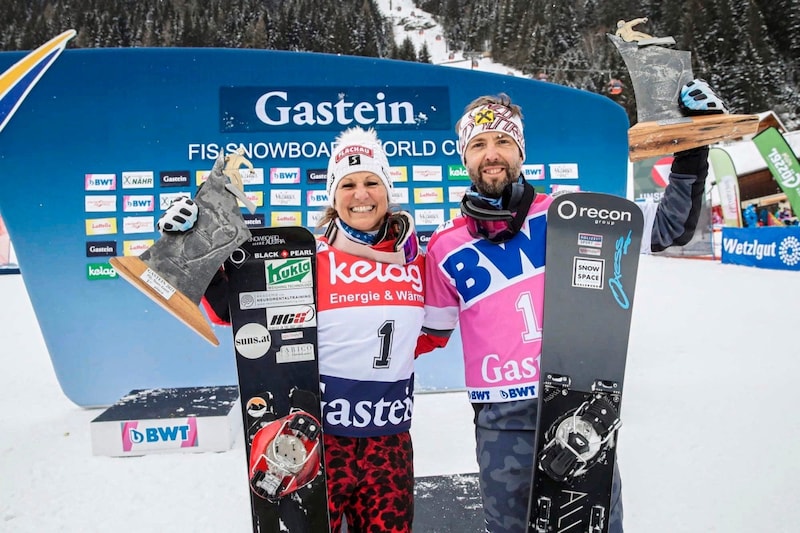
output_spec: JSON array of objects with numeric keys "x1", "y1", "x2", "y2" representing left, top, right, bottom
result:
[
  {"x1": 312, "y1": 126, "x2": 423, "y2": 531},
  {"x1": 165, "y1": 126, "x2": 423, "y2": 531}
]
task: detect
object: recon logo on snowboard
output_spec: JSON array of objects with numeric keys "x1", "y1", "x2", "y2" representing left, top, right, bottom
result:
[{"x1": 555, "y1": 199, "x2": 635, "y2": 225}]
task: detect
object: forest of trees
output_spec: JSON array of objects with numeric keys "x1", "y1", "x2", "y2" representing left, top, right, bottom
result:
[
  {"x1": 1, "y1": 0, "x2": 397, "y2": 58},
  {"x1": 2, "y1": 0, "x2": 798, "y2": 127},
  {"x1": 418, "y1": 0, "x2": 800, "y2": 125}
]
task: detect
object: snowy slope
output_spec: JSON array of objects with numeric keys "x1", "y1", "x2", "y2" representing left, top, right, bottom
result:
[
  {"x1": 3, "y1": 255, "x2": 800, "y2": 532},
  {"x1": 375, "y1": 0, "x2": 525, "y2": 76}
]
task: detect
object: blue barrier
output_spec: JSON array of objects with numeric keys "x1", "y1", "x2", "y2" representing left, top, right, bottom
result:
[{"x1": 721, "y1": 226, "x2": 800, "y2": 271}]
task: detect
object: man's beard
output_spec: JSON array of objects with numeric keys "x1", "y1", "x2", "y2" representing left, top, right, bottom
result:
[{"x1": 469, "y1": 160, "x2": 522, "y2": 197}]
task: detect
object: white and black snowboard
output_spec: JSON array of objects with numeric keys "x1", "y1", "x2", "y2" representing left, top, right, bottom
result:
[
  {"x1": 527, "y1": 193, "x2": 643, "y2": 533},
  {"x1": 225, "y1": 227, "x2": 330, "y2": 532}
]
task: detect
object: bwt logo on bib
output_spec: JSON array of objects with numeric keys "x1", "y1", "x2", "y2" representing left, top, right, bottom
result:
[
  {"x1": 220, "y1": 86, "x2": 451, "y2": 131},
  {"x1": 442, "y1": 215, "x2": 546, "y2": 304}
]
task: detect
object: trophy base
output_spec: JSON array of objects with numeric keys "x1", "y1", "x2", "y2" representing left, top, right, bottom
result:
[
  {"x1": 110, "y1": 256, "x2": 220, "y2": 346},
  {"x1": 629, "y1": 113, "x2": 760, "y2": 161}
]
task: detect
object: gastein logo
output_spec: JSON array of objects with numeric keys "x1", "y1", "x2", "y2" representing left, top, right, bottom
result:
[
  {"x1": 220, "y1": 86, "x2": 451, "y2": 132},
  {"x1": 86, "y1": 241, "x2": 117, "y2": 257}
]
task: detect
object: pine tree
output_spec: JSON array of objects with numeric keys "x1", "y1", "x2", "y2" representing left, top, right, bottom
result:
[
  {"x1": 416, "y1": 41, "x2": 430, "y2": 63},
  {"x1": 395, "y1": 35, "x2": 417, "y2": 61}
]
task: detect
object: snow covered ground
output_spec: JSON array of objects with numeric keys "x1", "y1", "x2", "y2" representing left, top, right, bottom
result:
[{"x1": 3, "y1": 255, "x2": 800, "y2": 532}]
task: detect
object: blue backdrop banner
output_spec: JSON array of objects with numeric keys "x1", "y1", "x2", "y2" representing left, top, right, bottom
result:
[{"x1": 0, "y1": 47, "x2": 629, "y2": 406}]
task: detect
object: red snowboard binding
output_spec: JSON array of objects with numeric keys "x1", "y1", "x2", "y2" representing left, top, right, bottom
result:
[{"x1": 247, "y1": 389, "x2": 323, "y2": 501}]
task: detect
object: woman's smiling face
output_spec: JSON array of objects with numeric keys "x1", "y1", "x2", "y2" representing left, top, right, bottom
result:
[{"x1": 333, "y1": 171, "x2": 389, "y2": 231}]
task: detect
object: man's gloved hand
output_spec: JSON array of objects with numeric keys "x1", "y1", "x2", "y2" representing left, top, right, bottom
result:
[
  {"x1": 158, "y1": 196, "x2": 198, "y2": 232},
  {"x1": 679, "y1": 79, "x2": 728, "y2": 115}
]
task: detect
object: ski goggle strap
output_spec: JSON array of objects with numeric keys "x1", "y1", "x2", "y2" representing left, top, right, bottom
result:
[{"x1": 461, "y1": 183, "x2": 535, "y2": 243}]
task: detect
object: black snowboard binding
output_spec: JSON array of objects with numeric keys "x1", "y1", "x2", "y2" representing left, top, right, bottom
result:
[{"x1": 538, "y1": 392, "x2": 621, "y2": 482}]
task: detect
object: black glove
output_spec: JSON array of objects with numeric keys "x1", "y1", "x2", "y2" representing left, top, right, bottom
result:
[
  {"x1": 203, "y1": 268, "x2": 230, "y2": 323},
  {"x1": 671, "y1": 146, "x2": 710, "y2": 176},
  {"x1": 669, "y1": 146, "x2": 710, "y2": 248}
]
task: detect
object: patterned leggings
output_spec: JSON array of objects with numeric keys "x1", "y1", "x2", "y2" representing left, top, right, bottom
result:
[{"x1": 324, "y1": 432, "x2": 414, "y2": 533}]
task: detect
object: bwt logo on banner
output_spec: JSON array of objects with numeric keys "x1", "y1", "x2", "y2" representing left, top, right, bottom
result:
[
  {"x1": 522, "y1": 164, "x2": 546, "y2": 181},
  {"x1": 121, "y1": 419, "x2": 198, "y2": 452},
  {"x1": 270, "y1": 168, "x2": 301, "y2": 184},
  {"x1": 123, "y1": 195, "x2": 154, "y2": 212},
  {"x1": 219, "y1": 87, "x2": 451, "y2": 131},
  {"x1": 85, "y1": 173, "x2": 116, "y2": 191}
]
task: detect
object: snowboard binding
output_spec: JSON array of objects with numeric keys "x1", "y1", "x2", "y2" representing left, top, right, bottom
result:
[
  {"x1": 247, "y1": 388, "x2": 323, "y2": 501},
  {"x1": 538, "y1": 391, "x2": 621, "y2": 482}
]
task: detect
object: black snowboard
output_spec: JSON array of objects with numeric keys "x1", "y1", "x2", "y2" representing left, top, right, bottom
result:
[
  {"x1": 225, "y1": 226, "x2": 330, "y2": 533},
  {"x1": 527, "y1": 193, "x2": 643, "y2": 533}
]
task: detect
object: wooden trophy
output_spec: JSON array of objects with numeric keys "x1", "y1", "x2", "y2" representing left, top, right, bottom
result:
[
  {"x1": 609, "y1": 19, "x2": 759, "y2": 161},
  {"x1": 110, "y1": 156, "x2": 252, "y2": 346}
]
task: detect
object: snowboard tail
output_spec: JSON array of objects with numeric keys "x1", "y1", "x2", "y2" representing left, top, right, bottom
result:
[
  {"x1": 527, "y1": 193, "x2": 643, "y2": 533},
  {"x1": 226, "y1": 226, "x2": 330, "y2": 532}
]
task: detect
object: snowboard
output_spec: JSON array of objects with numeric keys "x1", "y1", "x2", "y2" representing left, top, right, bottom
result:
[
  {"x1": 224, "y1": 226, "x2": 330, "y2": 533},
  {"x1": 527, "y1": 193, "x2": 643, "y2": 533}
]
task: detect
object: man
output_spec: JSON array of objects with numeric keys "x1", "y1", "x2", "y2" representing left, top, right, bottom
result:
[{"x1": 415, "y1": 80, "x2": 726, "y2": 533}]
